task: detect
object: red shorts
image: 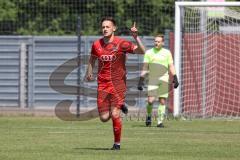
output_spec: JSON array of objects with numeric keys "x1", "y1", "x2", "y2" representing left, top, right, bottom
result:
[{"x1": 97, "y1": 80, "x2": 126, "y2": 113}]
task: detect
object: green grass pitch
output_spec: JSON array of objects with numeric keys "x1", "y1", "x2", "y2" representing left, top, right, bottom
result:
[{"x1": 1, "y1": 117, "x2": 240, "y2": 160}]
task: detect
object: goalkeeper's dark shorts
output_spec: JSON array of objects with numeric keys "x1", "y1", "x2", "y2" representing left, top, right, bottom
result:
[{"x1": 97, "y1": 81, "x2": 126, "y2": 113}]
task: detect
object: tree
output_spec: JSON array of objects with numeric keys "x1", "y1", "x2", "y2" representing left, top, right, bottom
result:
[{"x1": 0, "y1": 0, "x2": 175, "y2": 35}]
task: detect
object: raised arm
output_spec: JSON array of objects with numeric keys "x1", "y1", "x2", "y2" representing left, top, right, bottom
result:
[{"x1": 131, "y1": 22, "x2": 145, "y2": 54}]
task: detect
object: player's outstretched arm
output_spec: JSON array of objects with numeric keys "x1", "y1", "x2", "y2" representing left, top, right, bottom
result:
[{"x1": 131, "y1": 22, "x2": 145, "y2": 54}]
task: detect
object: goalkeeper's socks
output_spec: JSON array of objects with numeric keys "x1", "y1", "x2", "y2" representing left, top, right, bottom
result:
[
  {"x1": 157, "y1": 123, "x2": 164, "y2": 128},
  {"x1": 112, "y1": 116, "x2": 122, "y2": 145},
  {"x1": 157, "y1": 104, "x2": 166, "y2": 123},
  {"x1": 157, "y1": 120, "x2": 163, "y2": 125},
  {"x1": 146, "y1": 103, "x2": 153, "y2": 117}
]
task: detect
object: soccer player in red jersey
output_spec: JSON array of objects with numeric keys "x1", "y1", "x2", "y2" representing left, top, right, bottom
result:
[{"x1": 85, "y1": 17, "x2": 145, "y2": 150}]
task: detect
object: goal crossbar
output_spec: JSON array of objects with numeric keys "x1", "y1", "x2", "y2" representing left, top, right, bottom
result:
[{"x1": 176, "y1": 2, "x2": 240, "y2": 7}]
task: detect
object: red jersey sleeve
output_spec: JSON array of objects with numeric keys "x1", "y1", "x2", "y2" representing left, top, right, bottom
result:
[
  {"x1": 91, "y1": 43, "x2": 97, "y2": 56},
  {"x1": 119, "y1": 39, "x2": 136, "y2": 54}
]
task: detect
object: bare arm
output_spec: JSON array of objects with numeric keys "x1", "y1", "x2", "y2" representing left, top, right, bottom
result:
[
  {"x1": 137, "y1": 62, "x2": 148, "y2": 90},
  {"x1": 130, "y1": 22, "x2": 145, "y2": 54},
  {"x1": 133, "y1": 36, "x2": 145, "y2": 54},
  {"x1": 85, "y1": 55, "x2": 97, "y2": 81},
  {"x1": 169, "y1": 63, "x2": 179, "y2": 88},
  {"x1": 169, "y1": 63, "x2": 176, "y2": 76},
  {"x1": 140, "y1": 62, "x2": 149, "y2": 77}
]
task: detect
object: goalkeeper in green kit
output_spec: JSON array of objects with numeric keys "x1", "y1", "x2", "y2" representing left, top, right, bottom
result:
[{"x1": 138, "y1": 34, "x2": 179, "y2": 127}]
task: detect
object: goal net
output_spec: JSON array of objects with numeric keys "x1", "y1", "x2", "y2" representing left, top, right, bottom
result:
[{"x1": 174, "y1": 2, "x2": 240, "y2": 118}]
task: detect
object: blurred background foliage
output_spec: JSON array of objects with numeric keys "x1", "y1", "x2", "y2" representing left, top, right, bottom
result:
[{"x1": 0, "y1": 0, "x2": 175, "y2": 35}]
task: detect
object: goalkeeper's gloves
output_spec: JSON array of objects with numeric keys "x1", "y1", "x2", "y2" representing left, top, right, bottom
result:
[
  {"x1": 173, "y1": 75, "x2": 179, "y2": 89},
  {"x1": 137, "y1": 77, "x2": 144, "y2": 91}
]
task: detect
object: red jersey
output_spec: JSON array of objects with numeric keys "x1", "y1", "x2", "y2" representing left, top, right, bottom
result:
[{"x1": 91, "y1": 36, "x2": 135, "y2": 82}]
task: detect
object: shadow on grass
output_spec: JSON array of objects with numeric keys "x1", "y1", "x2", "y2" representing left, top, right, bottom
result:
[
  {"x1": 131, "y1": 124, "x2": 168, "y2": 128},
  {"x1": 74, "y1": 147, "x2": 111, "y2": 151},
  {"x1": 130, "y1": 124, "x2": 148, "y2": 128}
]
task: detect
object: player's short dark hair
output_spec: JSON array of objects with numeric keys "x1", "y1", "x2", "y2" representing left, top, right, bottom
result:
[
  {"x1": 101, "y1": 17, "x2": 116, "y2": 26},
  {"x1": 155, "y1": 34, "x2": 164, "y2": 41}
]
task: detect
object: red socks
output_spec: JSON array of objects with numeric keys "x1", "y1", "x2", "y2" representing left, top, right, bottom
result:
[{"x1": 112, "y1": 116, "x2": 122, "y2": 144}]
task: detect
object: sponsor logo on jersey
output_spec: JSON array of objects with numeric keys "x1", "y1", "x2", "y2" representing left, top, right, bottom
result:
[{"x1": 100, "y1": 55, "x2": 117, "y2": 61}]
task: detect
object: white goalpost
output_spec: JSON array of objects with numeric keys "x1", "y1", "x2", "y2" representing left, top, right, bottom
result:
[{"x1": 174, "y1": 1, "x2": 240, "y2": 118}]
